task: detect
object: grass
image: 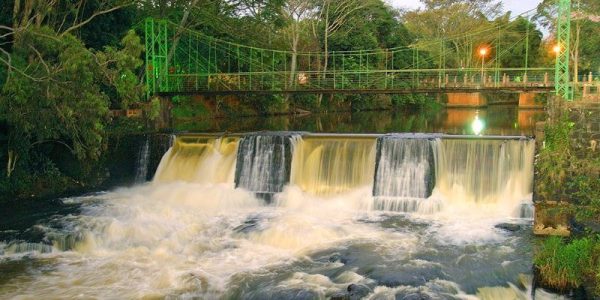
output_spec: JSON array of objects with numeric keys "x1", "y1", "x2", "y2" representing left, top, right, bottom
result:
[{"x1": 535, "y1": 236, "x2": 596, "y2": 290}]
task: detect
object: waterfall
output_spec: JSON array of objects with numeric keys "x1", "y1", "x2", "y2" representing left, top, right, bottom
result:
[
  {"x1": 151, "y1": 133, "x2": 534, "y2": 217},
  {"x1": 433, "y1": 138, "x2": 535, "y2": 211},
  {"x1": 372, "y1": 135, "x2": 437, "y2": 212},
  {"x1": 290, "y1": 136, "x2": 377, "y2": 196},
  {"x1": 134, "y1": 137, "x2": 150, "y2": 183},
  {"x1": 153, "y1": 136, "x2": 239, "y2": 184},
  {"x1": 235, "y1": 133, "x2": 299, "y2": 197}
]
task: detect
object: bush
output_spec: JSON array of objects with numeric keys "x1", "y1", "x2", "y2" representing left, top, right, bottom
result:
[{"x1": 535, "y1": 237, "x2": 596, "y2": 290}]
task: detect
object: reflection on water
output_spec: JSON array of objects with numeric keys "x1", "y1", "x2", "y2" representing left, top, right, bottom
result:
[{"x1": 174, "y1": 105, "x2": 545, "y2": 136}]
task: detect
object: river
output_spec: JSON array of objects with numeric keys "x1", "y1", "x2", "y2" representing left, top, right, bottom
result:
[{"x1": 1, "y1": 106, "x2": 569, "y2": 299}]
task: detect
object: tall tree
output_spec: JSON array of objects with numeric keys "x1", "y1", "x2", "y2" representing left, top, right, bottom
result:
[
  {"x1": 536, "y1": 0, "x2": 600, "y2": 81},
  {"x1": 0, "y1": 1, "x2": 142, "y2": 177},
  {"x1": 404, "y1": 0, "x2": 502, "y2": 68}
]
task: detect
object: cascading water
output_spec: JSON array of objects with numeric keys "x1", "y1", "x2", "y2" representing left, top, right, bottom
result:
[
  {"x1": 433, "y1": 138, "x2": 535, "y2": 216},
  {"x1": 153, "y1": 136, "x2": 239, "y2": 184},
  {"x1": 290, "y1": 136, "x2": 377, "y2": 196},
  {"x1": 373, "y1": 135, "x2": 436, "y2": 212},
  {"x1": 1, "y1": 132, "x2": 547, "y2": 300},
  {"x1": 235, "y1": 133, "x2": 300, "y2": 198},
  {"x1": 134, "y1": 137, "x2": 150, "y2": 183}
]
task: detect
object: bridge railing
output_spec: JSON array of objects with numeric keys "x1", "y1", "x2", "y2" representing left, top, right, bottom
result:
[{"x1": 157, "y1": 68, "x2": 554, "y2": 94}]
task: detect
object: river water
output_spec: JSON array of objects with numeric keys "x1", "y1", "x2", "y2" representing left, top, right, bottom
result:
[{"x1": 0, "y1": 106, "x2": 567, "y2": 299}]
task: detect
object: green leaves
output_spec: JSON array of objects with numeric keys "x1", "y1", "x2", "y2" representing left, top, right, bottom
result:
[
  {"x1": 535, "y1": 236, "x2": 597, "y2": 290},
  {"x1": 96, "y1": 30, "x2": 145, "y2": 109},
  {"x1": 1, "y1": 25, "x2": 144, "y2": 173}
]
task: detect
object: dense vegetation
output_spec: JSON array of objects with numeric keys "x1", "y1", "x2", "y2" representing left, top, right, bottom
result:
[
  {"x1": 0, "y1": 0, "x2": 599, "y2": 296},
  {"x1": 535, "y1": 99, "x2": 600, "y2": 295}
]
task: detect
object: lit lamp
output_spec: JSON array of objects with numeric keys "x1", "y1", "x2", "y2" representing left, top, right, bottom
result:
[
  {"x1": 553, "y1": 44, "x2": 561, "y2": 94},
  {"x1": 552, "y1": 44, "x2": 561, "y2": 65},
  {"x1": 478, "y1": 47, "x2": 488, "y2": 84},
  {"x1": 553, "y1": 44, "x2": 561, "y2": 55}
]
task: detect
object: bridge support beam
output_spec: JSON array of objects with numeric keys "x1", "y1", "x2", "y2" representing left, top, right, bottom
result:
[
  {"x1": 518, "y1": 92, "x2": 544, "y2": 109},
  {"x1": 445, "y1": 93, "x2": 488, "y2": 108}
]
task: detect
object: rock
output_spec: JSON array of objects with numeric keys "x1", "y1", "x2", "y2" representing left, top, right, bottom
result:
[
  {"x1": 347, "y1": 283, "x2": 372, "y2": 299},
  {"x1": 533, "y1": 202, "x2": 571, "y2": 236},
  {"x1": 330, "y1": 292, "x2": 349, "y2": 300},
  {"x1": 400, "y1": 292, "x2": 433, "y2": 300},
  {"x1": 329, "y1": 253, "x2": 348, "y2": 264},
  {"x1": 495, "y1": 223, "x2": 522, "y2": 232}
]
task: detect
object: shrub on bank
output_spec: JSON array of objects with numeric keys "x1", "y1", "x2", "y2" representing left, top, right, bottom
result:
[
  {"x1": 534, "y1": 100, "x2": 600, "y2": 296},
  {"x1": 535, "y1": 237, "x2": 597, "y2": 290}
]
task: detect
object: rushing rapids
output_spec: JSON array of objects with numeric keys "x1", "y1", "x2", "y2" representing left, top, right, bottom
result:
[{"x1": 0, "y1": 132, "x2": 549, "y2": 299}]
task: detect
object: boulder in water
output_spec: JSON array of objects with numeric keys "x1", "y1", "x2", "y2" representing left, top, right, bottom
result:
[
  {"x1": 495, "y1": 223, "x2": 522, "y2": 232},
  {"x1": 347, "y1": 283, "x2": 372, "y2": 299},
  {"x1": 400, "y1": 292, "x2": 434, "y2": 300},
  {"x1": 329, "y1": 253, "x2": 348, "y2": 264}
]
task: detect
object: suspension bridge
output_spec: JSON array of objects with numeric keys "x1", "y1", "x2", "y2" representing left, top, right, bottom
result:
[{"x1": 144, "y1": 0, "x2": 575, "y2": 100}]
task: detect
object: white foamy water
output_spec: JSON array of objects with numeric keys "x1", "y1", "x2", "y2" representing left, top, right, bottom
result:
[
  {"x1": 0, "y1": 181, "x2": 545, "y2": 299},
  {"x1": 0, "y1": 134, "x2": 556, "y2": 299}
]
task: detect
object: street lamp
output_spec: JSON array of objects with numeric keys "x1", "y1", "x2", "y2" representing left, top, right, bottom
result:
[
  {"x1": 553, "y1": 44, "x2": 561, "y2": 93},
  {"x1": 478, "y1": 47, "x2": 488, "y2": 85},
  {"x1": 553, "y1": 44, "x2": 561, "y2": 55}
]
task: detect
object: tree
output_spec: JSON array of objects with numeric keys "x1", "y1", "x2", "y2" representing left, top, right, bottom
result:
[
  {"x1": 536, "y1": 0, "x2": 600, "y2": 81},
  {"x1": 1, "y1": 27, "x2": 109, "y2": 177},
  {"x1": 0, "y1": 0, "x2": 143, "y2": 177},
  {"x1": 404, "y1": 0, "x2": 502, "y2": 68},
  {"x1": 279, "y1": 0, "x2": 315, "y2": 89},
  {"x1": 497, "y1": 16, "x2": 544, "y2": 68}
]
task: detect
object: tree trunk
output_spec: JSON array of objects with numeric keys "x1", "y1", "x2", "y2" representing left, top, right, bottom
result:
[
  {"x1": 288, "y1": 31, "x2": 299, "y2": 90},
  {"x1": 7, "y1": 150, "x2": 17, "y2": 178},
  {"x1": 317, "y1": 4, "x2": 330, "y2": 109},
  {"x1": 12, "y1": 0, "x2": 21, "y2": 28},
  {"x1": 166, "y1": 0, "x2": 200, "y2": 69}
]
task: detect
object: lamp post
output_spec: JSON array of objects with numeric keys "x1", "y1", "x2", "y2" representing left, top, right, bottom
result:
[{"x1": 479, "y1": 47, "x2": 488, "y2": 85}]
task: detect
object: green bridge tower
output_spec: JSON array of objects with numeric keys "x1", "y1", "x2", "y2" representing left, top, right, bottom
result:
[{"x1": 555, "y1": 0, "x2": 572, "y2": 101}]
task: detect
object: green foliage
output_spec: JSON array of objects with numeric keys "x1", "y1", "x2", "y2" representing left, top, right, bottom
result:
[
  {"x1": 146, "y1": 97, "x2": 161, "y2": 121},
  {"x1": 536, "y1": 106, "x2": 600, "y2": 226},
  {"x1": 95, "y1": 30, "x2": 145, "y2": 109},
  {"x1": 535, "y1": 237, "x2": 597, "y2": 290},
  {"x1": 251, "y1": 94, "x2": 289, "y2": 115},
  {"x1": 1, "y1": 27, "x2": 109, "y2": 162},
  {"x1": 171, "y1": 96, "x2": 210, "y2": 119},
  {"x1": 536, "y1": 114, "x2": 574, "y2": 202},
  {"x1": 498, "y1": 17, "x2": 544, "y2": 68},
  {"x1": 568, "y1": 158, "x2": 600, "y2": 223}
]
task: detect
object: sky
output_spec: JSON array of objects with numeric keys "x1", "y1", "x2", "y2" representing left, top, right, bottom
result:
[{"x1": 387, "y1": 0, "x2": 543, "y2": 17}]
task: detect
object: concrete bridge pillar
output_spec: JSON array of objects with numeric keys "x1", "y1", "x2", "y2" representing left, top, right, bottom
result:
[
  {"x1": 446, "y1": 92, "x2": 487, "y2": 108},
  {"x1": 518, "y1": 92, "x2": 543, "y2": 109}
]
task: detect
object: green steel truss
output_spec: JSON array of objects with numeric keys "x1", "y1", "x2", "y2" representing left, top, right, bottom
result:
[
  {"x1": 145, "y1": 18, "x2": 168, "y2": 98},
  {"x1": 144, "y1": 18, "x2": 558, "y2": 96},
  {"x1": 555, "y1": 0, "x2": 572, "y2": 100}
]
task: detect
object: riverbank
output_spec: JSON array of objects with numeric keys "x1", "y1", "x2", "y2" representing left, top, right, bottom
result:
[
  {"x1": 0, "y1": 128, "x2": 171, "y2": 204},
  {"x1": 533, "y1": 99, "x2": 600, "y2": 297}
]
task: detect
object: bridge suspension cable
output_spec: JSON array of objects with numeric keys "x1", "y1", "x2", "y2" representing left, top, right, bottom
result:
[{"x1": 144, "y1": 6, "x2": 561, "y2": 96}]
